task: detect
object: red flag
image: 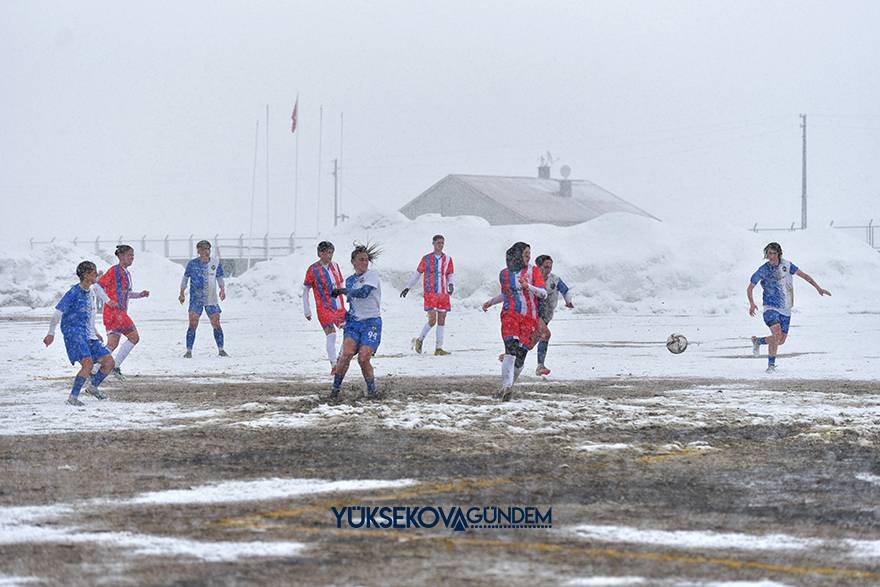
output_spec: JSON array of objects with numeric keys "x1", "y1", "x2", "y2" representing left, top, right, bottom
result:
[{"x1": 290, "y1": 98, "x2": 298, "y2": 134}]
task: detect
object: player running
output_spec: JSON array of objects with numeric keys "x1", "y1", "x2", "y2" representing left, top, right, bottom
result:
[
  {"x1": 179, "y1": 240, "x2": 228, "y2": 358},
  {"x1": 328, "y1": 243, "x2": 383, "y2": 400},
  {"x1": 400, "y1": 234, "x2": 455, "y2": 356},
  {"x1": 482, "y1": 242, "x2": 547, "y2": 402},
  {"x1": 533, "y1": 254, "x2": 573, "y2": 376},
  {"x1": 747, "y1": 242, "x2": 831, "y2": 373},
  {"x1": 43, "y1": 261, "x2": 116, "y2": 406},
  {"x1": 95, "y1": 245, "x2": 150, "y2": 380},
  {"x1": 303, "y1": 241, "x2": 347, "y2": 372}
]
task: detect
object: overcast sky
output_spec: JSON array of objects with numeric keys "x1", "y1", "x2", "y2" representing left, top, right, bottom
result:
[{"x1": 2, "y1": 0, "x2": 878, "y2": 245}]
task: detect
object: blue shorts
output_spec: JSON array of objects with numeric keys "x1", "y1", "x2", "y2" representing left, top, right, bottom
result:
[
  {"x1": 763, "y1": 310, "x2": 791, "y2": 334},
  {"x1": 344, "y1": 317, "x2": 382, "y2": 352},
  {"x1": 63, "y1": 335, "x2": 111, "y2": 365},
  {"x1": 189, "y1": 302, "x2": 221, "y2": 316}
]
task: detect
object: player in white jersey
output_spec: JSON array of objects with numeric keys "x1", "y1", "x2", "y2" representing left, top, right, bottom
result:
[
  {"x1": 533, "y1": 254, "x2": 573, "y2": 376},
  {"x1": 328, "y1": 243, "x2": 383, "y2": 400},
  {"x1": 400, "y1": 234, "x2": 455, "y2": 355},
  {"x1": 747, "y1": 242, "x2": 830, "y2": 372}
]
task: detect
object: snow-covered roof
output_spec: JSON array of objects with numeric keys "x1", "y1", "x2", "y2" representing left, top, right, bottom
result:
[{"x1": 451, "y1": 174, "x2": 658, "y2": 225}]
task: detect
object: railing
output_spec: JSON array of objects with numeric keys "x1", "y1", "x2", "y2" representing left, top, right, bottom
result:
[
  {"x1": 751, "y1": 220, "x2": 878, "y2": 250},
  {"x1": 28, "y1": 233, "x2": 318, "y2": 260}
]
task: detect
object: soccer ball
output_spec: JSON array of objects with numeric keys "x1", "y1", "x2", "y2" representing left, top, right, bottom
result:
[{"x1": 666, "y1": 333, "x2": 688, "y2": 354}]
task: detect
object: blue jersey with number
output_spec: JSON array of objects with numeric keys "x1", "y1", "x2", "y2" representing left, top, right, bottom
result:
[{"x1": 750, "y1": 259, "x2": 798, "y2": 316}]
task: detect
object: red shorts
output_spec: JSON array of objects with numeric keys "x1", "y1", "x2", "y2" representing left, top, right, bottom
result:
[
  {"x1": 500, "y1": 311, "x2": 540, "y2": 349},
  {"x1": 424, "y1": 292, "x2": 451, "y2": 312},
  {"x1": 103, "y1": 307, "x2": 136, "y2": 334},
  {"x1": 317, "y1": 307, "x2": 346, "y2": 329}
]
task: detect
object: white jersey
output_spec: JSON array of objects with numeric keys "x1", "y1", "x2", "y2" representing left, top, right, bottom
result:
[{"x1": 345, "y1": 269, "x2": 382, "y2": 321}]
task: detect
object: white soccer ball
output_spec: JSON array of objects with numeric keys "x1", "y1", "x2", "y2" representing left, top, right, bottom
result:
[{"x1": 666, "y1": 333, "x2": 688, "y2": 354}]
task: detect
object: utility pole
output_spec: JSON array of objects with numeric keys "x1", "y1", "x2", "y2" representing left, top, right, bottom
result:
[{"x1": 800, "y1": 113, "x2": 807, "y2": 229}]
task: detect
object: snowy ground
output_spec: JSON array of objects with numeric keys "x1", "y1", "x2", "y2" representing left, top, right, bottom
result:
[{"x1": 2, "y1": 215, "x2": 880, "y2": 585}]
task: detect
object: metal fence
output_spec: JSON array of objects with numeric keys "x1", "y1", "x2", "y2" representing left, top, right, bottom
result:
[
  {"x1": 28, "y1": 233, "x2": 318, "y2": 261},
  {"x1": 750, "y1": 220, "x2": 878, "y2": 250}
]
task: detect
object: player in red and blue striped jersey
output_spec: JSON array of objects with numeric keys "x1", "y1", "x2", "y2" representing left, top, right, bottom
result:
[
  {"x1": 400, "y1": 235, "x2": 455, "y2": 355},
  {"x1": 483, "y1": 242, "x2": 547, "y2": 402},
  {"x1": 303, "y1": 241, "x2": 347, "y2": 372},
  {"x1": 96, "y1": 245, "x2": 150, "y2": 380}
]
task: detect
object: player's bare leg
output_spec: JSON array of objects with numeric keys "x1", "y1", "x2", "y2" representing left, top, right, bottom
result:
[{"x1": 765, "y1": 323, "x2": 785, "y2": 372}]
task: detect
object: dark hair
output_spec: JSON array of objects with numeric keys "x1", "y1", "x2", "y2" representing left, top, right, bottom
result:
[
  {"x1": 76, "y1": 261, "x2": 96, "y2": 279},
  {"x1": 115, "y1": 244, "x2": 133, "y2": 256},
  {"x1": 317, "y1": 241, "x2": 335, "y2": 254},
  {"x1": 505, "y1": 241, "x2": 530, "y2": 272},
  {"x1": 351, "y1": 241, "x2": 382, "y2": 263},
  {"x1": 764, "y1": 242, "x2": 782, "y2": 259},
  {"x1": 535, "y1": 254, "x2": 552, "y2": 267},
  {"x1": 196, "y1": 240, "x2": 211, "y2": 250},
  {"x1": 432, "y1": 234, "x2": 444, "y2": 243}
]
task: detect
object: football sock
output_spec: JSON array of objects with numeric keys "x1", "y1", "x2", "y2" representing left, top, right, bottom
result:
[
  {"x1": 365, "y1": 377, "x2": 376, "y2": 394},
  {"x1": 115, "y1": 339, "x2": 136, "y2": 368},
  {"x1": 91, "y1": 370, "x2": 108, "y2": 388},
  {"x1": 436, "y1": 325, "x2": 445, "y2": 348},
  {"x1": 213, "y1": 327, "x2": 224, "y2": 349},
  {"x1": 333, "y1": 373, "x2": 344, "y2": 391},
  {"x1": 768, "y1": 355, "x2": 776, "y2": 366},
  {"x1": 326, "y1": 332, "x2": 338, "y2": 364},
  {"x1": 419, "y1": 322, "x2": 433, "y2": 341},
  {"x1": 757, "y1": 337, "x2": 767, "y2": 345},
  {"x1": 71, "y1": 375, "x2": 86, "y2": 398},
  {"x1": 536, "y1": 340, "x2": 548, "y2": 365},
  {"x1": 186, "y1": 327, "x2": 196, "y2": 350},
  {"x1": 501, "y1": 354, "x2": 515, "y2": 388}
]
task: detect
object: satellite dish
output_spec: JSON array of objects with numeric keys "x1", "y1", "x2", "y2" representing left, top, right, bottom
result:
[{"x1": 560, "y1": 165, "x2": 571, "y2": 179}]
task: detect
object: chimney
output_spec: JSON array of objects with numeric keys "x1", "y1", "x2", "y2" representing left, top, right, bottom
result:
[
  {"x1": 537, "y1": 164, "x2": 550, "y2": 179},
  {"x1": 559, "y1": 179, "x2": 572, "y2": 198}
]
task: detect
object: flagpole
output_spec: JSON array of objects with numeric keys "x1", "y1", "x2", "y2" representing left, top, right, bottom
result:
[
  {"x1": 265, "y1": 104, "x2": 270, "y2": 239},
  {"x1": 316, "y1": 105, "x2": 323, "y2": 233},
  {"x1": 293, "y1": 95, "x2": 299, "y2": 238},
  {"x1": 339, "y1": 112, "x2": 344, "y2": 224},
  {"x1": 248, "y1": 120, "x2": 259, "y2": 270}
]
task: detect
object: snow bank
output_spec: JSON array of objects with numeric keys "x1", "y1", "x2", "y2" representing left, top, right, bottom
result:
[
  {"x1": 5, "y1": 214, "x2": 879, "y2": 315},
  {"x1": 228, "y1": 212, "x2": 880, "y2": 315}
]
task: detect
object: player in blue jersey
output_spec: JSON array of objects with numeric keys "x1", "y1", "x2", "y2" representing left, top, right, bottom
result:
[
  {"x1": 533, "y1": 254, "x2": 574, "y2": 376},
  {"x1": 179, "y1": 240, "x2": 228, "y2": 358},
  {"x1": 43, "y1": 261, "x2": 116, "y2": 406},
  {"x1": 327, "y1": 243, "x2": 383, "y2": 400},
  {"x1": 747, "y1": 242, "x2": 830, "y2": 372}
]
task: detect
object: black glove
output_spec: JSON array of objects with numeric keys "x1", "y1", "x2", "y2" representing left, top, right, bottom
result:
[
  {"x1": 447, "y1": 284, "x2": 454, "y2": 294},
  {"x1": 330, "y1": 288, "x2": 347, "y2": 297},
  {"x1": 400, "y1": 288, "x2": 409, "y2": 298}
]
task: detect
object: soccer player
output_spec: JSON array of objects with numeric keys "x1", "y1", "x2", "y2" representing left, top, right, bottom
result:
[
  {"x1": 482, "y1": 242, "x2": 547, "y2": 401},
  {"x1": 400, "y1": 234, "x2": 455, "y2": 355},
  {"x1": 747, "y1": 242, "x2": 831, "y2": 372},
  {"x1": 96, "y1": 244, "x2": 150, "y2": 380},
  {"x1": 179, "y1": 240, "x2": 227, "y2": 358},
  {"x1": 43, "y1": 261, "x2": 116, "y2": 406},
  {"x1": 328, "y1": 243, "x2": 383, "y2": 400},
  {"x1": 303, "y1": 241, "x2": 346, "y2": 372},
  {"x1": 533, "y1": 254, "x2": 574, "y2": 376}
]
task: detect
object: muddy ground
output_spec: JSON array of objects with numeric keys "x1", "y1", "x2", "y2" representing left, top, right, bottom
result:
[{"x1": 2, "y1": 376, "x2": 880, "y2": 586}]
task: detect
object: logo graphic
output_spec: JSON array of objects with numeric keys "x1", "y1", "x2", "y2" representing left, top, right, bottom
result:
[{"x1": 331, "y1": 505, "x2": 552, "y2": 532}]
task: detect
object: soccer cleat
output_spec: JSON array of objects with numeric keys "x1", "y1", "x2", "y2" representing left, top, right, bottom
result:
[
  {"x1": 66, "y1": 396, "x2": 85, "y2": 407},
  {"x1": 86, "y1": 385, "x2": 107, "y2": 400},
  {"x1": 365, "y1": 388, "x2": 379, "y2": 399},
  {"x1": 434, "y1": 348, "x2": 451, "y2": 356},
  {"x1": 751, "y1": 336, "x2": 760, "y2": 357},
  {"x1": 218, "y1": 349, "x2": 229, "y2": 357},
  {"x1": 536, "y1": 365, "x2": 551, "y2": 376},
  {"x1": 765, "y1": 364, "x2": 777, "y2": 374},
  {"x1": 183, "y1": 350, "x2": 192, "y2": 358},
  {"x1": 328, "y1": 388, "x2": 341, "y2": 402},
  {"x1": 111, "y1": 367, "x2": 126, "y2": 381},
  {"x1": 500, "y1": 387, "x2": 513, "y2": 402},
  {"x1": 498, "y1": 353, "x2": 505, "y2": 363},
  {"x1": 412, "y1": 337, "x2": 423, "y2": 354}
]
